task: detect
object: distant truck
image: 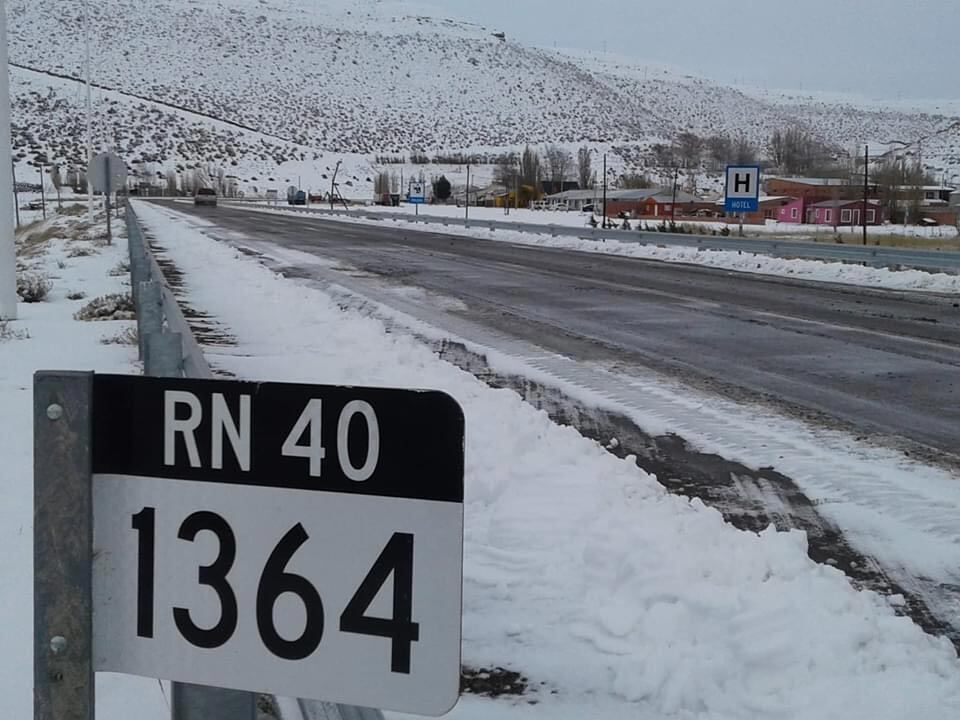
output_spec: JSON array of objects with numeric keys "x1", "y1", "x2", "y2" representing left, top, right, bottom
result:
[{"x1": 287, "y1": 187, "x2": 306, "y2": 205}]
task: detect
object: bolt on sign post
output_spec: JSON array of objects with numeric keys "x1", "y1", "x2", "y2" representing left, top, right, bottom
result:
[{"x1": 34, "y1": 372, "x2": 465, "y2": 719}]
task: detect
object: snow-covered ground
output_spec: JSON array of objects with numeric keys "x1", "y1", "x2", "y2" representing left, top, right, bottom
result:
[
  {"x1": 133, "y1": 200, "x2": 960, "y2": 719},
  {"x1": 232, "y1": 204, "x2": 960, "y2": 294},
  {"x1": 1, "y1": 207, "x2": 168, "y2": 718}
]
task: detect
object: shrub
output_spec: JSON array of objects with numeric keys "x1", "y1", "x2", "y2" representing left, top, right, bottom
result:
[
  {"x1": 66, "y1": 290, "x2": 86, "y2": 300},
  {"x1": 100, "y1": 326, "x2": 138, "y2": 345},
  {"x1": 0, "y1": 320, "x2": 29, "y2": 341},
  {"x1": 74, "y1": 293, "x2": 135, "y2": 321},
  {"x1": 17, "y1": 273, "x2": 52, "y2": 302}
]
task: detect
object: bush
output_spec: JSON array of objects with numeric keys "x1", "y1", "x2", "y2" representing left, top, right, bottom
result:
[
  {"x1": 74, "y1": 293, "x2": 135, "y2": 321},
  {"x1": 66, "y1": 290, "x2": 86, "y2": 300},
  {"x1": 0, "y1": 320, "x2": 29, "y2": 341},
  {"x1": 100, "y1": 326, "x2": 138, "y2": 345},
  {"x1": 17, "y1": 273, "x2": 52, "y2": 302},
  {"x1": 108, "y1": 260, "x2": 131, "y2": 276}
]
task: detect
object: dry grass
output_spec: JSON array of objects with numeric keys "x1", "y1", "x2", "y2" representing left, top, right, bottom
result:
[
  {"x1": 67, "y1": 245, "x2": 96, "y2": 258},
  {"x1": 100, "y1": 326, "x2": 138, "y2": 345},
  {"x1": 758, "y1": 229, "x2": 960, "y2": 252},
  {"x1": 15, "y1": 221, "x2": 58, "y2": 258},
  {"x1": 58, "y1": 204, "x2": 88, "y2": 217},
  {"x1": 108, "y1": 260, "x2": 131, "y2": 276},
  {"x1": 0, "y1": 320, "x2": 30, "y2": 341}
]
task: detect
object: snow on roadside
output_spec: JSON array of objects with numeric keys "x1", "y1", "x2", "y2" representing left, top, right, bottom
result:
[
  {"x1": 229, "y1": 204, "x2": 960, "y2": 294},
  {"x1": 136, "y1": 200, "x2": 960, "y2": 719},
  {"x1": 1, "y1": 208, "x2": 168, "y2": 719}
]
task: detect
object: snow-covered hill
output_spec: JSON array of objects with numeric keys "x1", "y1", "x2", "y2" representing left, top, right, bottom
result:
[{"x1": 7, "y1": 0, "x2": 960, "y2": 195}]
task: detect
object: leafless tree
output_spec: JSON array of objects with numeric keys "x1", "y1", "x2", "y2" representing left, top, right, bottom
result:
[
  {"x1": 705, "y1": 135, "x2": 733, "y2": 171},
  {"x1": 165, "y1": 169, "x2": 178, "y2": 196},
  {"x1": 676, "y1": 132, "x2": 703, "y2": 169},
  {"x1": 494, "y1": 152, "x2": 520, "y2": 188},
  {"x1": 577, "y1": 146, "x2": 592, "y2": 189},
  {"x1": 520, "y1": 145, "x2": 541, "y2": 187},
  {"x1": 733, "y1": 135, "x2": 757, "y2": 165},
  {"x1": 618, "y1": 172, "x2": 653, "y2": 189},
  {"x1": 544, "y1": 144, "x2": 572, "y2": 185}
]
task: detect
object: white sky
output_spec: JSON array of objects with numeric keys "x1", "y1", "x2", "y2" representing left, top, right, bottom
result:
[{"x1": 432, "y1": 0, "x2": 959, "y2": 101}]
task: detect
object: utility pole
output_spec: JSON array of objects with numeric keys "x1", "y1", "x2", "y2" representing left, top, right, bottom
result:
[
  {"x1": 11, "y1": 162, "x2": 20, "y2": 228},
  {"x1": 602, "y1": 153, "x2": 607, "y2": 228},
  {"x1": 862, "y1": 144, "x2": 869, "y2": 246},
  {"x1": 465, "y1": 164, "x2": 470, "y2": 227},
  {"x1": 0, "y1": 1, "x2": 16, "y2": 320},
  {"x1": 670, "y1": 166, "x2": 679, "y2": 224},
  {"x1": 84, "y1": 0, "x2": 94, "y2": 226}
]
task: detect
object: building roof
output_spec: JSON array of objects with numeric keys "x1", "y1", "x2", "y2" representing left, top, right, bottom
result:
[
  {"x1": 544, "y1": 189, "x2": 598, "y2": 201},
  {"x1": 768, "y1": 176, "x2": 852, "y2": 187},
  {"x1": 809, "y1": 199, "x2": 881, "y2": 208}
]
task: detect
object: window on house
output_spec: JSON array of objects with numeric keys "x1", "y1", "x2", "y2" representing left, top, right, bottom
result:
[
  {"x1": 841, "y1": 209, "x2": 852, "y2": 223},
  {"x1": 764, "y1": 210, "x2": 774, "y2": 219},
  {"x1": 825, "y1": 210, "x2": 832, "y2": 222},
  {"x1": 791, "y1": 208, "x2": 799, "y2": 219},
  {"x1": 867, "y1": 209, "x2": 876, "y2": 223}
]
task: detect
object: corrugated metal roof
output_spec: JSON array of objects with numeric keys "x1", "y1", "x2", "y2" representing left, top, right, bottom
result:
[
  {"x1": 809, "y1": 199, "x2": 880, "y2": 208},
  {"x1": 768, "y1": 177, "x2": 852, "y2": 187}
]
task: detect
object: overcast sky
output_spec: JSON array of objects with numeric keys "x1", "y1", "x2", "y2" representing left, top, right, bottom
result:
[{"x1": 436, "y1": 0, "x2": 958, "y2": 101}]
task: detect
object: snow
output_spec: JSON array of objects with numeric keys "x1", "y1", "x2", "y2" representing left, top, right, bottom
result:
[
  {"x1": 234, "y1": 204, "x2": 960, "y2": 293},
  {"x1": 0, "y1": 208, "x2": 169, "y2": 718},
  {"x1": 134, "y1": 200, "x2": 960, "y2": 719},
  {"x1": 7, "y1": 0, "x2": 960, "y2": 194}
]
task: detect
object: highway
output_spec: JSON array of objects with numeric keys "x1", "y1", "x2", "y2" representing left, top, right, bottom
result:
[{"x1": 159, "y1": 202, "x2": 960, "y2": 458}]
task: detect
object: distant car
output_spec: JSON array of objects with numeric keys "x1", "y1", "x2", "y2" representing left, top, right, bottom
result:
[
  {"x1": 194, "y1": 188, "x2": 217, "y2": 207},
  {"x1": 581, "y1": 203, "x2": 595, "y2": 213}
]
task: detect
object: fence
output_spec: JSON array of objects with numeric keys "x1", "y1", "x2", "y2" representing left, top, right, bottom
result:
[
  {"x1": 227, "y1": 202, "x2": 960, "y2": 274},
  {"x1": 124, "y1": 200, "x2": 386, "y2": 720}
]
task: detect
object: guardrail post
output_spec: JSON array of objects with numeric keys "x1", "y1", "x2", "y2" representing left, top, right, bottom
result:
[
  {"x1": 34, "y1": 371, "x2": 95, "y2": 720},
  {"x1": 137, "y1": 281, "x2": 162, "y2": 361},
  {"x1": 144, "y1": 332, "x2": 183, "y2": 378}
]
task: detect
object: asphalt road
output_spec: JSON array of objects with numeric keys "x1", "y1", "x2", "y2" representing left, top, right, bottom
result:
[{"x1": 162, "y1": 203, "x2": 960, "y2": 456}]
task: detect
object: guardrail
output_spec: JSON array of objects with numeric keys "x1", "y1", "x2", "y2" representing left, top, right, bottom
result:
[
  {"x1": 229, "y1": 202, "x2": 960, "y2": 274},
  {"x1": 124, "y1": 200, "x2": 386, "y2": 720}
]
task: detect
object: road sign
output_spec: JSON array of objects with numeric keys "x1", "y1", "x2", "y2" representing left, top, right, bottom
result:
[
  {"x1": 88, "y1": 375, "x2": 464, "y2": 716},
  {"x1": 409, "y1": 181, "x2": 425, "y2": 205},
  {"x1": 724, "y1": 165, "x2": 761, "y2": 213},
  {"x1": 89, "y1": 152, "x2": 127, "y2": 194}
]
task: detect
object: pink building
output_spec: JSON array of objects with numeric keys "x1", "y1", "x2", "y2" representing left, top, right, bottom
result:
[
  {"x1": 777, "y1": 198, "x2": 807, "y2": 224},
  {"x1": 809, "y1": 200, "x2": 883, "y2": 226}
]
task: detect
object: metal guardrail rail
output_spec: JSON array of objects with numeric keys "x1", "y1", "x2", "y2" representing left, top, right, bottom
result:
[
  {"x1": 227, "y1": 202, "x2": 960, "y2": 274},
  {"x1": 124, "y1": 200, "x2": 387, "y2": 720}
]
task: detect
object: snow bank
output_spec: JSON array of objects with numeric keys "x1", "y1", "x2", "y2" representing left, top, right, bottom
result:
[
  {"x1": 135, "y1": 201, "x2": 960, "y2": 718},
  {"x1": 0, "y1": 211, "x2": 169, "y2": 717}
]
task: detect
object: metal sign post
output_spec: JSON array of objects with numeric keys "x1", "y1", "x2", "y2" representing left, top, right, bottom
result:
[
  {"x1": 89, "y1": 152, "x2": 127, "y2": 245},
  {"x1": 34, "y1": 371, "x2": 96, "y2": 720},
  {"x1": 34, "y1": 372, "x2": 465, "y2": 718}
]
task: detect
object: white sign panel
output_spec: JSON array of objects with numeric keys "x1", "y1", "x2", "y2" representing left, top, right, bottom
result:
[
  {"x1": 724, "y1": 165, "x2": 761, "y2": 213},
  {"x1": 90, "y1": 376, "x2": 465, "y2": 716}
]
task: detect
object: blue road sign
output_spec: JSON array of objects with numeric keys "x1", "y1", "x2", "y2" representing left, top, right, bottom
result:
[{"x1": 725, "y1": 165, "x2": 761, "y2": 213}]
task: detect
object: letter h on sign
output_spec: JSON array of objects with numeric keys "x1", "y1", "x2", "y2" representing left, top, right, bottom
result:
[{"x1": 734, "y1": 173, "x2": 751, "y2": 194}]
